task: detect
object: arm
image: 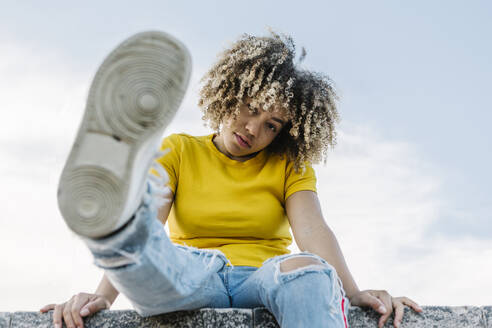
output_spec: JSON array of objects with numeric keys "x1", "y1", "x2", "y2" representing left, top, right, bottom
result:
[
  {"x1": 286, "y1": 190, "x2": 422, "y2": 328},
  {"x1": 157, "y1": 190, "x2": 174, "y2": 225},
  {"x1": 285, "y1": 190, "x2": 359, "y2": 298},
  {"x1": 94, "y1": 274, "x2": 119, "y2": 306}
]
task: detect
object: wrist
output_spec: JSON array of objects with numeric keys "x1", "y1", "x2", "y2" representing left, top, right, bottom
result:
[
  {"x1": 96, "y1": 274, "x2": 119, "y2": 306},
  {"x1": 345, "y1": 288, "x2": 360, "y2": 300},
  {"x1": 94, "y1": 293, "x2": 115, "y2": 308}
]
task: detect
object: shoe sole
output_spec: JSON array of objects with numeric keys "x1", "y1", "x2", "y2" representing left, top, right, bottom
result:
[{"x1": 58, "y1": 31, "x2": 191, "y2": 238}]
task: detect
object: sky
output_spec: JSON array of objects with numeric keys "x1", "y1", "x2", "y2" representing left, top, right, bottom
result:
[{"x1": 0, "y1": 0, "x2": 491, "y2": 312}]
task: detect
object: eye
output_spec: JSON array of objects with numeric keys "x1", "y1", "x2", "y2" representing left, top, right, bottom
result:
[{"x1": 267, "y1": 123, "x2": 277, "y2": 133}]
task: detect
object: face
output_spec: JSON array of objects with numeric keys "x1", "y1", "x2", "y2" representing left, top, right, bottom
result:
[{"x1": 213, "y1": 99, "x2": 288, "y2": 161}]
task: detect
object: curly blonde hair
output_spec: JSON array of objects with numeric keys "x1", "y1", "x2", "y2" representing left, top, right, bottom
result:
[{"x1": 198, "y1": 31, "x2": 340, "y2": 171}]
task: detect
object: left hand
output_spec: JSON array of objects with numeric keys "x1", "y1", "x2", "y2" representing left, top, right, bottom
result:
[{"x1": 348, "y1": 290, "x2": 423, "y2": 328}]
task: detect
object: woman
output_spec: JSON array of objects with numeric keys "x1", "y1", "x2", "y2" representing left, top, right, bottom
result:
[{"x1": 41, "y1": 30, "x2": 422, "y2": 328}]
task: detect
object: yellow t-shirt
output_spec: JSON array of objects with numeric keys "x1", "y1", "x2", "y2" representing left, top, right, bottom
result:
[{"x1": 153, "y1": 133, "x2": 317, "y2": 267}]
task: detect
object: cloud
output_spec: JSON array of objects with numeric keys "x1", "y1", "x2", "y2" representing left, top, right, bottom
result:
[
  {"x1": 426, "y1": 207, "x2": 492, "y2": 240},
  {"x1": 1, "y1": 39, "x2": 491, "y2": 313},
  {"x1": 316, "y1": 122, "x2": 440, "y2": 249},
  {"x1": 312, "y1": 121, "x2": 492, "y2": 306}
]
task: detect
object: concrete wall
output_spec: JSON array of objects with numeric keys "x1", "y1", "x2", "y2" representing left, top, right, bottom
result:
[{"x1": 1, "y1": 306, "x2": 491, "y2": 327}]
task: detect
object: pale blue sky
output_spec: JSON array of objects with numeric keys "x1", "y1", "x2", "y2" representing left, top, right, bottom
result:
[
  {"x1": 0, "y1": 0, "x2": 491, "y2": 309},
  {"x1": 3, "y1": 0, "x2": 491, "y2": 235}
]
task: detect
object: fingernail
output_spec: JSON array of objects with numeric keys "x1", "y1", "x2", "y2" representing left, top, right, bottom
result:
[
  {"x1": 55, "y1": 324, "x2": 61, "y2": 328},
  {"x1": 378, "y1": 305, "x2": 387, "y2": 313},
  {"x1": 80, "y1": 308, "x2": 89, "y2": 316}
]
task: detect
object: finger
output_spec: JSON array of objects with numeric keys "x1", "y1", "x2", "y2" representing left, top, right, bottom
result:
[
  {"x1": 393, "y1": 301, "x2": 405, "y2": 328},
  {"x1": 359, "y1": 293, "x2": 388, "y2": 328},
  {"x1": 378, "y1": 294, "x2": 393, "y2": 328},
  {"x1": 401, "y1": 296, "x2": 424, "y2": 312},
  {"x1": 361, "y1": 292, "x2": 387, "y2": 314},
  {"x1": 379, "y1": 313, "x2": 391, "y2": 328},
  {"x1": 80, "y1": 298, "x2": 110, "y2": 317},
  {"x1": 63, "y1": 302, "x2": 77, "y2": 328},
  {"x1": 40, "y1": 303, "x2": 55, "y2": 312},
  {"x1": 53, "y1": 304, "x2": 64, "y2": 328},
  {"x1": 71, "y1": 294, "x2": 89, "y2": 328}
]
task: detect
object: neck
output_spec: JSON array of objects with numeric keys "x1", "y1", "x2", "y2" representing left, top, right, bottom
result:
[{"x1": 212, "y1": 134, "x2": 259, "y2": 162}]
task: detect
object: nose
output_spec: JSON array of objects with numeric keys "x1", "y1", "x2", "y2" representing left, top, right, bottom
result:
[{"x1": 245, "y1": 117, "x2": 260, "y2": 138}]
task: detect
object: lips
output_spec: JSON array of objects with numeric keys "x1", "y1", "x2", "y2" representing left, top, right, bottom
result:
[{"x1": 234, "y1": 133, "x2": 251, "y2": 148}]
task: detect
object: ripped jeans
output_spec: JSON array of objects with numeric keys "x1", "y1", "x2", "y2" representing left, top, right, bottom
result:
[{"x1": 82, "y1": 180, "x2": 350, "y2": 328}]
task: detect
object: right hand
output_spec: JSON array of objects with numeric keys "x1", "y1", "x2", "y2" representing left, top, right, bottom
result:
[{"x1": 40, "y1": 293, "x2": 111, "y2": 328}]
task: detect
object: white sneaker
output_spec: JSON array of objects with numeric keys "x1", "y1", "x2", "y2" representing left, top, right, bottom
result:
[{"x1": 58, "y1": 31, "x2": 191, "y2": 238}]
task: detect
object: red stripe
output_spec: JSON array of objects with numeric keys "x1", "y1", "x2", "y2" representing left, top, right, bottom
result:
[{"x1": 341, "y1": 298, "x2": 348, "y2": 328}]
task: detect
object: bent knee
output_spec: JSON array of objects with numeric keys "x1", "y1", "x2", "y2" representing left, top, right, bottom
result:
[{"x1": 279, "y1": 256, "x2": 325, "y2": 273}]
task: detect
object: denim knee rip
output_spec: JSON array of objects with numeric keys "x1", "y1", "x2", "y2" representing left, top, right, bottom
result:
[{"x1": 264, "y1": 252, "x2": 350, "y2": 316}]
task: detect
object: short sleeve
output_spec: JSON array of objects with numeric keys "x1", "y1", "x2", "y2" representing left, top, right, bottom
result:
[
  {"x1": 150, "y1": 134, "x2": 181, "y2": 194},
  {"x1": 284, "y1": 161, "x2": 317, "y2": 201}
]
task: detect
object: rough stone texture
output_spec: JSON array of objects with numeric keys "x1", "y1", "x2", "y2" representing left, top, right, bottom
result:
[
  {"x1": 483, "y1": 306, "x2": 492, "y2": 328},
  {"x1": 201, "y1": 308, "x2": 252, "y2": 328},
  {"x1": 420, "y1": 306, "x2": 486, "y2": 328},
  {"x1": 11, "y1": 311, "x2": 52, "y2": 328},
  {"x1": 5, "y1": 306, "x2": 491, "y2": 327},
  {"x1": 348, "y1": 306, "x2": 485, "y2": 328},
  {"x1": 85, "y1": 310, "x2": 152, "y2": 327},
  {"x1": 347, "y1": 306, "x2": 397, "y2": 327},
  {"x1": 144, "y1": 309, "x2": 204, "y2": 328},
  {"x1": 253, "y1": 308, "x2": 279, "y2": 328},
  {"x1": 0, "y1": 312, "x2": 11, "y2": 328}
]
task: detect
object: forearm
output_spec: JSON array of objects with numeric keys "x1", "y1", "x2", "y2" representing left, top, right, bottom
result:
[
  {"x1": 95, "y1": 274, "x2": 119, "y2": 306},
  {"x1": 298, "y1": 226, "x2": 360, "y2": 299},
  {"x1": 157, "y1": 190, "x2": 174, "y2": 225}
]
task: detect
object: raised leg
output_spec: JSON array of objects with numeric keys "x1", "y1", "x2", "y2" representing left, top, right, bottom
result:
[{"x1": 83, "y1": 180, "x2": 231, "y2": 316}]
